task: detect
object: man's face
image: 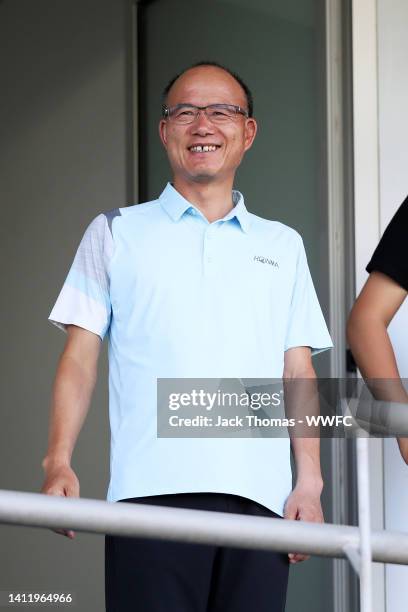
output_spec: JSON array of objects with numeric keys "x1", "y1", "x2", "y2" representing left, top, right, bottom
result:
[{"x1": 159, "y1": 66, "x2": 257, "y2": 184}]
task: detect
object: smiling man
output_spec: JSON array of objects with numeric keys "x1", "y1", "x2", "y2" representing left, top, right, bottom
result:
[{"x1": 43, "y1": 61, "x2": 332, "y2": 612}]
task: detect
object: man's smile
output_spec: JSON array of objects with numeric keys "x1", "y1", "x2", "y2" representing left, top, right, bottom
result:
[{"x1": 187, "y1": 143, "x2": 222, "y2": 154}]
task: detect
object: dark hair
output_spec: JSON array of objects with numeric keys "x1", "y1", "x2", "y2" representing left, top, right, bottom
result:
[{"x1": 162, "y1": 60, "x2": 254, "y2": 117}]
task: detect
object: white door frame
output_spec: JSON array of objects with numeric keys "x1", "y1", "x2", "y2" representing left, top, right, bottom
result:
[{"x1": 351, "y1": 0, "x2": 386, "y2": 611}]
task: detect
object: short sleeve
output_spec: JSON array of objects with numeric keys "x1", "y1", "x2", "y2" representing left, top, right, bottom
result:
[
  {"x1": 48, "y1": 213, "x2": 113, "y2": 341},
  {"x1": 284, "y1": 235, "x2": 333, "y2": 356},
  {"x1": 366, "y1": 197, "x2": 408, "y2": 291}
]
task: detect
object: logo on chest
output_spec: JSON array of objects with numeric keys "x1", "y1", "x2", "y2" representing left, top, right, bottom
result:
[{"x1": 253, "y1": 255, "x2": 279, "y2": 268}]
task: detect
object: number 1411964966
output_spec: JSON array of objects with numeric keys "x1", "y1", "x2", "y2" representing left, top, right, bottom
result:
[{"x1": 4, "y1": 592, "x2": 74, "y2": 605}]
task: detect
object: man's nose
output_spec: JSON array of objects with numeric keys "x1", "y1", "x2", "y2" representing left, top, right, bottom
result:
[{"x1": 192, "y1": 110, "x2": 215, "y2": 134}]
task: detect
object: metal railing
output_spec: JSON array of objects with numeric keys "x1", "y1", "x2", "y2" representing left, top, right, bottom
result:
[
  {"x1": 1, "y1": 486, "x2": 408, "y2": 567},
  {"x1": 0, "y1": 433, "x2": 406, "y2": 610}
]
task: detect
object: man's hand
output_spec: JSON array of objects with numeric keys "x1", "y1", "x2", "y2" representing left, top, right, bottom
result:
[
  {"x1": 40, "y1": 462, "x2": 80, "y2": 539},
  {"x1": 283, "y1": 483, "x2": 324, "y2": 564}
]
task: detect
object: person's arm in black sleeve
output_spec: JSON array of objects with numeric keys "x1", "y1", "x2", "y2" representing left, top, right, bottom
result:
[{"x1": 347, "y1": 197, "x2": 408, "y2": 463}]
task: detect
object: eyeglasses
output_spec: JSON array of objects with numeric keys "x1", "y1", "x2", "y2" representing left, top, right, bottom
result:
[{"x1": 162, "y1": 103, "x2": 249, "y2": 125}]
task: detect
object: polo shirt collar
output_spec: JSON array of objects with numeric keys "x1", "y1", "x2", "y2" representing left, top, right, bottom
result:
[{"x1": 159, "y1": 182, "x2": 251, "y2": 233}]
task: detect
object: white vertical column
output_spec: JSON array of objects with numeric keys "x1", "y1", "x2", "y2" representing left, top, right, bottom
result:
[
  {"x1": 351, "y1": 0, "x2": 385, "y2": 610},
  {"x1": 357, "y1": 435, "x2": 373, "y2": 612}
]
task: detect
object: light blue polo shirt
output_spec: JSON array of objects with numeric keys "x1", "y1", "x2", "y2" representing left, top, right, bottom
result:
[{"x1": 48, "y1": 182, "x2": 333, "y2": 517}]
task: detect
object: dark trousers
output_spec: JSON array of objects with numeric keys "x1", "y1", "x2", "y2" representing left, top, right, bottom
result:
[{"x1": 105, "y1": 492, "x2": 289, "y2": 612}]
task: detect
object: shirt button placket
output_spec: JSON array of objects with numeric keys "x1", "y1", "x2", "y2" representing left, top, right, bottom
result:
[{"x1": 203, "y1": 226, "x2": 215, "y2": 276}]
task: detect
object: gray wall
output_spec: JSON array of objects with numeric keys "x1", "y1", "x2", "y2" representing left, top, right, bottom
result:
[{"x1": 0, "y1": 1, "x2": 128, "y2": 609}]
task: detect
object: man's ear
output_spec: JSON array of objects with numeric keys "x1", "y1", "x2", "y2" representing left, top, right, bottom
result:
[
  {"x1": 159, "y1": 119, "x2": 168, "y2": 149},
  {"x1": 244, "y1": 118, "x2": 258, "y2": 152}
]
